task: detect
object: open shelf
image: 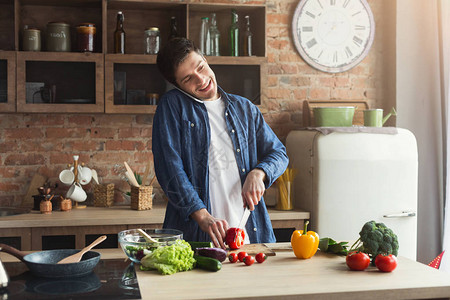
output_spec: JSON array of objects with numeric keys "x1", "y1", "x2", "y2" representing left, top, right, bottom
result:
[
  {"x1": 0, "y1": 0, "x2": 15, "y2": 51},
  {"x1": 188, "y1": 3, "x2": 266, "y2": 57},
  {"x1": 106, "y1": 1, "x2": 187, "y2": 54},
  {"x1": 18, "y1": 0, "x2": 103, "y2": 53},
  {"x1": 1, "y1": 0, "x2": 267, "y2": 114}
]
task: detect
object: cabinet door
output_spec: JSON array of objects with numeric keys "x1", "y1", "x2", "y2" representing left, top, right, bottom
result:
[
  {"x1": 16, "y1": 52, "x2": 105, "y2": 113},
  {"x1": 105, "y1": 54, "x2": 167, "y2": 114},
  {"x1": 0, "y1": 52, "x2": 16, "y2": 112},
  {"x1": 208, "y1": 56, "x2": 267, "y2": 106}
]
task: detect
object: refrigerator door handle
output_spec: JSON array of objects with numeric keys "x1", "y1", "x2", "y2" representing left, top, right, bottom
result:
[{"x1": 383, "y1": 211, "x2": 416, "y2": 218}]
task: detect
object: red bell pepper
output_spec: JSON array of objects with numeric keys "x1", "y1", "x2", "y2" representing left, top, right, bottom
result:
[{"x1": 226, "y1": 227, "x2": 245, "y2": 250}]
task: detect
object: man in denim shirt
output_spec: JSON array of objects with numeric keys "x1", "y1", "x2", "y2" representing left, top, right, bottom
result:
[{"x1": 153, "y1": 38, "x2": 288, "y2": 248}]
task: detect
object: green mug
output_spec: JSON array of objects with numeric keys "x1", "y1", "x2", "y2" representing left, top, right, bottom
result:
[{"x1": 364, "y1": 109, "x2": 383, "y2": 127}]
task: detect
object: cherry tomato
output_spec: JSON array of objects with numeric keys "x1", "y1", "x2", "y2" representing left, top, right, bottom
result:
[
  {"x1": 255, "y1": 252, "x2": 267, "y2": 263},
  {"x1": 346, "y1": 251, "x2": 370, "y2": 271},
  {"x1": 243, "y1": 255, "x2": 255, "y2": 266},
  {"x1": 228, "y1": 253, "x2": 238, "y2": 263},
  {"x1": 375, "y1": 254, "x2": 398, "y2": 272},
  {"x1": 238, "y1": 251, "x2": 248, "y2": 262}
]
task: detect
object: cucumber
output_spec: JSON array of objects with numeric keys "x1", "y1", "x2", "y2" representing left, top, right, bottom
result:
[
  {"x1": 187, "y1": 241, "x2": 213, "y2": 251},
  {"x1": 194, "y1": 255, "x2": 222, "y2": 272},
  {"x1": 196, "y1": 247, "x2": 227, "y2": 262}
]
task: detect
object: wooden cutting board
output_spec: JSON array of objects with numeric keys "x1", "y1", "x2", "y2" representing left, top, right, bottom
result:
[
  {"x1": 303, "y1": 100, "x2": 370, "y2": 127},
  {"x1": 228, "y1": 243, "x2": 276, "y2": 256}
]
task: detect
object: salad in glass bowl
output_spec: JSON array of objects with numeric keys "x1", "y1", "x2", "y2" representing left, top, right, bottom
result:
[{"x1": 118, "y1": 228, "x2": 183, "y2": 263}]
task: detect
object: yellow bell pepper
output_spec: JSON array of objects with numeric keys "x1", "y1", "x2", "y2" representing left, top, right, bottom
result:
[{"x1": 290, "y1": 221, "x2": 319, "y2": 259}]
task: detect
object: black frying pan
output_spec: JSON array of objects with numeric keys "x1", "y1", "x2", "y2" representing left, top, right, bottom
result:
[{"x1": 0, "y1": 244, "x2": 100, "y2": 278}]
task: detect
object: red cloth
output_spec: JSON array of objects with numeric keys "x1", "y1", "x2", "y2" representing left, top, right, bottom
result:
[{"x1": 429, "y1": 251, "x2": 445, "y2": 269}]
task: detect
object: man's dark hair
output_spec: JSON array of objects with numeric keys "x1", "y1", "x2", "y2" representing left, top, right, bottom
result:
[{"x1": 157, "y1": 38, "x2": 202, "y2": 86}]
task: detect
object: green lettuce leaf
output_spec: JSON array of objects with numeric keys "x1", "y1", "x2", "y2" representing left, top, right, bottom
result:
[{"x1": 140, "y1": 240, "x2": 195, "y2": 275}]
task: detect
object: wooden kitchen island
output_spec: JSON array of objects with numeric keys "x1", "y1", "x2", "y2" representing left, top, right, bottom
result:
[
  {"x1": 135, "y1": 249, "x2": 450, "y2": 300},
  {"x1": 2, "y1": 245, "x2": 449, "y2": 299},
  {"x1": 0, "y1": 204, "x2": 309, "y2": 250}
]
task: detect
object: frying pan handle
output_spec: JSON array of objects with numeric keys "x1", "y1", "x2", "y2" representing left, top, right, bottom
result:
[{"x1": 0, "y1": 243, "x2": 27, "y2": 262}]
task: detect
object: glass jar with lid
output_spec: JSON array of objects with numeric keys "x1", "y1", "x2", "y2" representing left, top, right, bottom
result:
[
  {"x1": 23, "y1": 27, "x2": 41, "y2": 51},
  {"x1": 46, "y1": 22, "x2": 71, "y2": 52},
  {"x1": 76, "y1": 23, "x2": 96, "y2": 52},
  {"x1": 144, "y1": 27, "x2": 160, "y2": 55}
]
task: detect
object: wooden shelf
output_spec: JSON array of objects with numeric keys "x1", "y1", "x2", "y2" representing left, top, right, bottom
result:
[{"x1": 1, "y1": 0, "x2": 267, "y2": 114}]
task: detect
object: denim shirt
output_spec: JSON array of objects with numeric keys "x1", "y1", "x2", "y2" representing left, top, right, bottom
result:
[{"x1": 152, "y1": 87, "x2": 289, "y2": 243}]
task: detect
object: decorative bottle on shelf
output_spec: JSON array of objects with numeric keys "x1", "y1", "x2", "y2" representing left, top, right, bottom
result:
[
  {"x1": 229, "y1": 9, "x2": 239, "y2": 56},
  {"x1": 169, "y1": 16, "x2": 178, "y2": 40},
  {"x1": 144, "y1": 27, "x2": 160, "y2": 54},
  {"x1": 209, "y1": 13, "x2": 220, "y2": 56},
  {"x1": 200, "y1": 17, "x2": 211, "y2": 55},
  {"x1": 243, "y1": 15, "x2": 253, "y2": 56},
  {"x1": 114, "y1": 11, "x2": 126, "y2": 54}
]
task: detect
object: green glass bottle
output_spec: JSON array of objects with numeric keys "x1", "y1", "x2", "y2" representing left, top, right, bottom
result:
[{"x1": 229, "y1": 9, "x2": 239, "y2": 56}]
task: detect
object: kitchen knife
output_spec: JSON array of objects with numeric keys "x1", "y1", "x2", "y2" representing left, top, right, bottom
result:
[
  {"x1": 238, "y1": 206, "x2": 251, "y2": 229},
  {"x1": 234, "y1": 206, "x2": 250, "y2": 244}
]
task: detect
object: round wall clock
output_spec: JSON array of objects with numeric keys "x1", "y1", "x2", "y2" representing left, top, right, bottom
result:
[{"x1": 292, "y1": 0, "x2": 375, "y2": 73}]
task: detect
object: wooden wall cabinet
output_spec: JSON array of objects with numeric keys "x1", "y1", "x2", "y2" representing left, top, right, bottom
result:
[
  {"x1": 16, "y1": 52, "x2": 104, "y2": 113},
  {"x1": 0, "y1": 52, "x2": 16, "y2": 112},
  {"x1": 1, "y1": 0, "x2": 267, "y2": 114}
]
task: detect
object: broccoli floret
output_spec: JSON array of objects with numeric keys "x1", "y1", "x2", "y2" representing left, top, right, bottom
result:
[{"x1": 352, "y1": 220, "x2": 399, "y2": 262}]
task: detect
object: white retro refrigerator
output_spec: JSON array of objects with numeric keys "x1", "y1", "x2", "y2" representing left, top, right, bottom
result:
[{"x1": 286, "y1": 128, "x2": 418, "y2": 260}]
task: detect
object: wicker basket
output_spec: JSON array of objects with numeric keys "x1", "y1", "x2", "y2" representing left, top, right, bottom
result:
[
  {"x1": 93, "y1": 184, "x2": 115, "y2": 207},
  {"x1": 130, "y1": 185, "x2": 153, "y2": 210}
]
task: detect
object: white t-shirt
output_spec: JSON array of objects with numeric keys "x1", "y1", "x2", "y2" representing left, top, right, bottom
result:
[{"x1": 203, "y1": 97, "x2": 250, "y2": 244}]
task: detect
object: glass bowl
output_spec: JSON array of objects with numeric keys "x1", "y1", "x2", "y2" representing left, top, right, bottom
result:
[{"x1": 118, "y1": 228, "x2": 183, "y2": 263}]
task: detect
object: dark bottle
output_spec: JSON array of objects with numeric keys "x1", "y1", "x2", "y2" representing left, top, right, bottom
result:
[
  {"x1": 243, "y1": 15, "x2": 253, "y2": 56},
  {"x1": 229, "y1": 9, "x2": 239, "y2": 56},
  {"x1": 114, "y1": 11, "x2": 126, "y2": 54},
  {"x1": 169, "y1": 16, "x2": 178, "y2": 40}
]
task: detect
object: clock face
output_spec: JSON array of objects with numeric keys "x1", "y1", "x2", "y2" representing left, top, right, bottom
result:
[{"x1": 292, "y1": 0, "x2": 375, "y2": 73}]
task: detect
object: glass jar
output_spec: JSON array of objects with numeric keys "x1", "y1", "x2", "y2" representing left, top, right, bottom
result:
[
  {"x1": 23, "y1": 27, "x2": 41, "y2": 51},
  {"x1": 146, "y1": 93, "x2": 159, "y2": 105},
  {"x1": 76, "y1": 23, "x2": 96, "y2": 52},
  {"x1": 144, "y1": 27, "x2": 160, "y2": 55},
  {"x1": 46, "y1": 22, "x2": 71, "y2": 52}
]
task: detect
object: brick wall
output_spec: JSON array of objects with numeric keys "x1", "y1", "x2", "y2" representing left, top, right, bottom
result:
[{"x1": 0, "y1": 0, "x2": 391, "y2": 207}]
